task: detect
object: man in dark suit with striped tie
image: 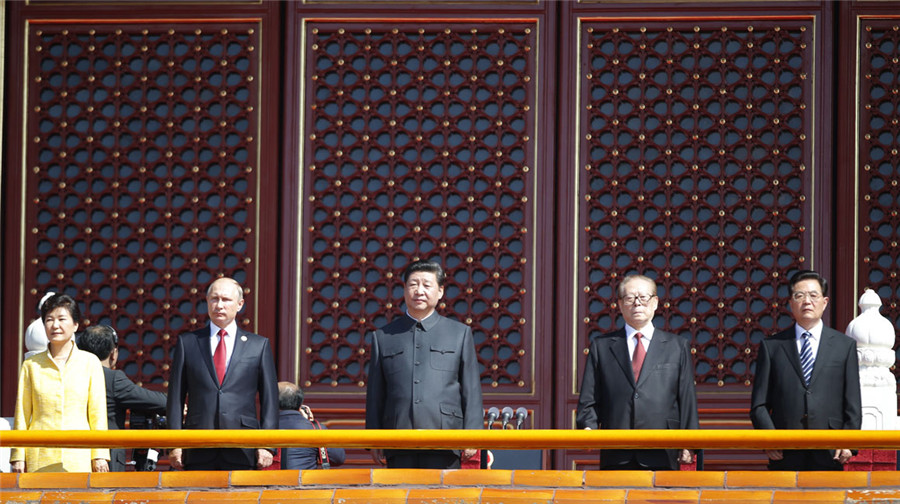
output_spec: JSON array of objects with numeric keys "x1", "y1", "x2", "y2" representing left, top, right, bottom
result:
[{"x1": 750, "y1": 270, "x2": 861, "y2": 470}]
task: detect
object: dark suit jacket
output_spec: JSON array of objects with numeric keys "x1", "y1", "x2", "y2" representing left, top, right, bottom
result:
[
  {"x1": 167, "y1": 325, "x2": 279, "y2": 468},
  {"x1": 365, "y1": 312, "x2": 483, "y2": 458},
  {"x1": 576, "y1": 328, "x2": 699, "y2": 470},
  {"x1": 102, "y1": 367, "x2": 167, "y2": 471},
  {"x1": 278, "y1": 410, "x2": 345, "y2": 470},
  {"x1": 750, "y1": 325, "x2": 862, "y2": 469}
]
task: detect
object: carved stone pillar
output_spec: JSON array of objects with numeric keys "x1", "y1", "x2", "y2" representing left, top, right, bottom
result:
[{"x1": 844, "y1": 289, "x2": 898, "y2": 430}]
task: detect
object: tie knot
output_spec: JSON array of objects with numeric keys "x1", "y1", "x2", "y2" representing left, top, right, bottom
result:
[
  {"x1": 634, "y1": 332, "x2": 643, "y2": 341},
  {"x1": 218, "y1": 328, "x2": 227, "y2": 338},
  {"x1": 802, "y1": 331, "x2": 811, "y2": 340}
]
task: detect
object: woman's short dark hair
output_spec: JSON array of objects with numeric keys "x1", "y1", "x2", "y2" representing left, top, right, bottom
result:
[
  {"x1": 40, "y1": 294, "x2": 82, "y2": 324},
  {"x1": 402, "y1": 260, "x2": 446, "y2": 286}
]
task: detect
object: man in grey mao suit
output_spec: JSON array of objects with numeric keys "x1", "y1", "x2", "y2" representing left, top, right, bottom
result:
[
  {"x1": 576, "y1": 274, "x2": 699, "y2": 470},
  {"x1": 750, "y1": 270, "x2": 861, "y2": 470},
  {"x1": 167, "y1": 277, "x2": 279, "y2": 471},
  {"x1": 365, "y1": 260, "x2": 484, "y2": 469}
]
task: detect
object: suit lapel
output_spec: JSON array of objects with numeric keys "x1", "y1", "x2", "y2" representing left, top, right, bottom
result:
[
  {"x1": 607, "y1": 329, "x2": 635, "y2": 386},
  {"x1": 636, "y1": 330, "x2": 669, "y2": 386},
  {"x1": 809, "y1": 328, "x2": 836, "y2": 386},
  {"x1": 774, "y1": 328, "x2": 806, "y2": 386},
  {"x1": 195, "y1": 326, "x2": 219, "y2": 386},
  {"x1": 223, "y1": 328, "x2": 249, "y2": 387}
]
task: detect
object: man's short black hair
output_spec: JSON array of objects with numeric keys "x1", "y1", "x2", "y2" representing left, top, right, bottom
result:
[
  {"x1": 40, "y1": 294, "x2": 82, "y2": 324},
  {"x1": 789, "y1": 269, "x2": 828, "y2": 297},
  {"x1": 278, "y1": 382, "x2": 304, "y2": 411},
  {"x1": 402, "y1": 260, "x2": 446, "y2": 287},
  {"x1": 79, "y1": 325, "x2": 118, "y2": 361}
]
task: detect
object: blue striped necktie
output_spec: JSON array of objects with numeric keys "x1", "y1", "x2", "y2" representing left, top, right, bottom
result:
[{"x1": 800, "y1": 332, "x2": 814, "y2": 386}]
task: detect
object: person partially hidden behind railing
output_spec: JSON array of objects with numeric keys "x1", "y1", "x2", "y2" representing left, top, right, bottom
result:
[
  {"x1": 78, "y1": 325, "x2": 167, "y2": 472},
  {"x1": 10, "y1": 294, "x2": 110, "y2": 473},
  {"x1": 275, "y1": 382, "x2": 345, "y2": 470},
  {"x1": 576, "y1": 274, "x2": 699, "y2": 470},
  {"x1": 750, "y1": 269, "x2": 862, "y2": 470}
]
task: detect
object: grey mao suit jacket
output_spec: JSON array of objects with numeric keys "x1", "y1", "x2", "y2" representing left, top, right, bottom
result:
[
  {"x1": 365, "y1": 312, "x2": 483, "y2": 458},
  {"x1": 167, "y1": 325, "x2": 279, "y2": 468},
  {"x1": 750, "y1": 325, "x2": 861, "y2": 469},
  {"x1": 576, "y1": 328, "x2": 699, "y2": 470}
]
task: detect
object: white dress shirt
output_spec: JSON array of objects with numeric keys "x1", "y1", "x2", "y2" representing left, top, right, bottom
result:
[
  {"x1": 794, "y1": 320, "x2": 823, "y2": 361},
  {"x1": 209, "y1": 320, "x2": 238, "y2": 369},
  {"x1": 624, "y1": 323, "x2": 654, "y2": 363}
]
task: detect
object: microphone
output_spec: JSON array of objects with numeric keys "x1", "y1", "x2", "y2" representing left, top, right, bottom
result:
[
  {"x1": 485, "y1": 407, "x2": 500, "y2": 429},
  {"x1": 515, "y1": 407, "x2": 528, "y2": 429},
  {"x1": 500, "y1": 406, "x2": 514, "y2": 430}
]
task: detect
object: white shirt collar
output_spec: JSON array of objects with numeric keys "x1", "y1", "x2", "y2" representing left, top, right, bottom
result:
[
  {"x1": 624, "y1": 323, "x2": 654, "y2": 341},
  {"x1": 794, "y1": 320, "x2": 823, "y2": 340},
  {"x1": 210, "y1": 320, "x2": 238, "y2": 339}
]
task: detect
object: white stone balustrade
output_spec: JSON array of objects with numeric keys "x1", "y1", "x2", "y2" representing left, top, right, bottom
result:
[{"x1": 845, "y1": 289, "x2": 899, "y2": 430}]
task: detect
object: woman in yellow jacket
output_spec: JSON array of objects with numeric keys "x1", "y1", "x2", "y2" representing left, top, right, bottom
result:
[{"x1": 11, "y1": 294, "x2": 109, "y2": 472}]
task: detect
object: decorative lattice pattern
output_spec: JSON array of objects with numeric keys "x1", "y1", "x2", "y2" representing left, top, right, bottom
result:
[
  {"x1": 858, "y1": 20, "x2": 900, "y2": 360},
  {"x1": 25, "y1": 23, "x2": 261, "y2": 387},
  {"x1": 578, "y1": 20, "x2": 815, "y2": 386},
  {"x1": 301, "y1": 22, "x2": 538, "y2": 389}
]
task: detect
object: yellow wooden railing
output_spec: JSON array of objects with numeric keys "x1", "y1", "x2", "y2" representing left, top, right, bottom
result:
[{"x1": 3, "y1": 429, "x2": 900, "y2": 450}]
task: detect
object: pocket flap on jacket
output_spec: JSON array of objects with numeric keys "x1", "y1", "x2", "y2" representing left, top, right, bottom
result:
[
  {"x1": 440, "y1": 403, "x2": 463, "y2": 418},
  {"x1": 383, "y1": 347, "x2": 404, "y2": 358},
  {"x1": 241, "y1": 415, "x2": 261, "y2": 429}
]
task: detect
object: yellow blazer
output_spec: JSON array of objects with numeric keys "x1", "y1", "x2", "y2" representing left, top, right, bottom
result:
[{"x1": 11, "y1": 347, "x2": 109, "y2": 472}]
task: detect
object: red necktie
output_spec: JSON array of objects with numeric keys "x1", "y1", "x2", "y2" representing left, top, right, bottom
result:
[
  {"x1": 214, "y1": 329, "x2": 227, "y2": 385},
  {"x1": 632, "y1": 332, "x2": 646, "y2": 382}
]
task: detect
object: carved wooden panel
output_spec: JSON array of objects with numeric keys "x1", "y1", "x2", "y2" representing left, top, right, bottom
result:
[
  {"x1": 856, "y1": 18, "x2": 900, "y2": 359},
  {"x1": 577, "y1": 18, "x2": 817, "y2": 387},
  {"x1": 22, "y1": 20, "x2": 264, "y2": 388},
  {"x1": 299, "y1": 21, "x2": 539, "y2": 392}
]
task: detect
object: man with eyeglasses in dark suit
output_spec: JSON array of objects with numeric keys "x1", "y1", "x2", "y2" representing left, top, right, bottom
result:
[
  {"x1": 750, "y1": 269, "x2": 861, "y2": 470},
  {"x1": 576, "y1": 274, "x2": 699, "y2": 470}
]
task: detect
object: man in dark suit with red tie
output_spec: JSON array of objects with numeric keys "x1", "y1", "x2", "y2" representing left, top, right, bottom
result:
[
  {"x1": 576, "y1": 274, "x2": 699, "y2": 470},
  {"x1": 167, "y1": 277, "x2": 279, "y2": 470},
  {"x1": 750, "y1": 270, "x2": 861, "y2": 470}
]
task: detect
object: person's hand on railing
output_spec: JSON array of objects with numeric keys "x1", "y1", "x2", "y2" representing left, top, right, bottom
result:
[
  {"x1": 766, "y1": 449, "x2": 783, "y2": 460},
  {"x1": 677, "y1": 449, "x2": 693, "y2": 464},
  {"x1": 371, "y1": 448, "x2": 387, "y2": 466},
  {"x1": 11, "y1": 461, "x2": 24, "y2": 473},
  {"x1": 833, "y1": 449, "x2": 852, "y2": 464},
  {"x1": 91, "y1": 458, "x2": 109, "y2": 472},
  {"x1": 256, "y1": 448, "x2": 274, "y2": 469},
  {"x1": 461, "y1": 448, "x2": 478, "y2": 461},
  {"x1": 169, "y1": 448, "x2": 185, "y2": 470}
]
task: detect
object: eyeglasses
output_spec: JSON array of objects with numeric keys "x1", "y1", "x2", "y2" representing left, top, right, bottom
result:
[
  {"x1": 620, "y1": 294, "x2": 656, "y2": 306},
  {"x1": 791, "y1": 291, "x2": 823, "y2": 302}
]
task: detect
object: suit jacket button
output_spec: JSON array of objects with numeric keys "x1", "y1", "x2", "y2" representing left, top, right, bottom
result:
[
  {"x1": 633, "y1": 393, "x2": 639, "y2": 399},
  {"x1": 415, "y1": 399, "x2": 421, "y2": 404},
  {"x1": 415, "y1": 361, "x2": 420, "y2": 365},
  {"x1": 414, "y1": 379, "x2": 420, "y2": 384}
]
